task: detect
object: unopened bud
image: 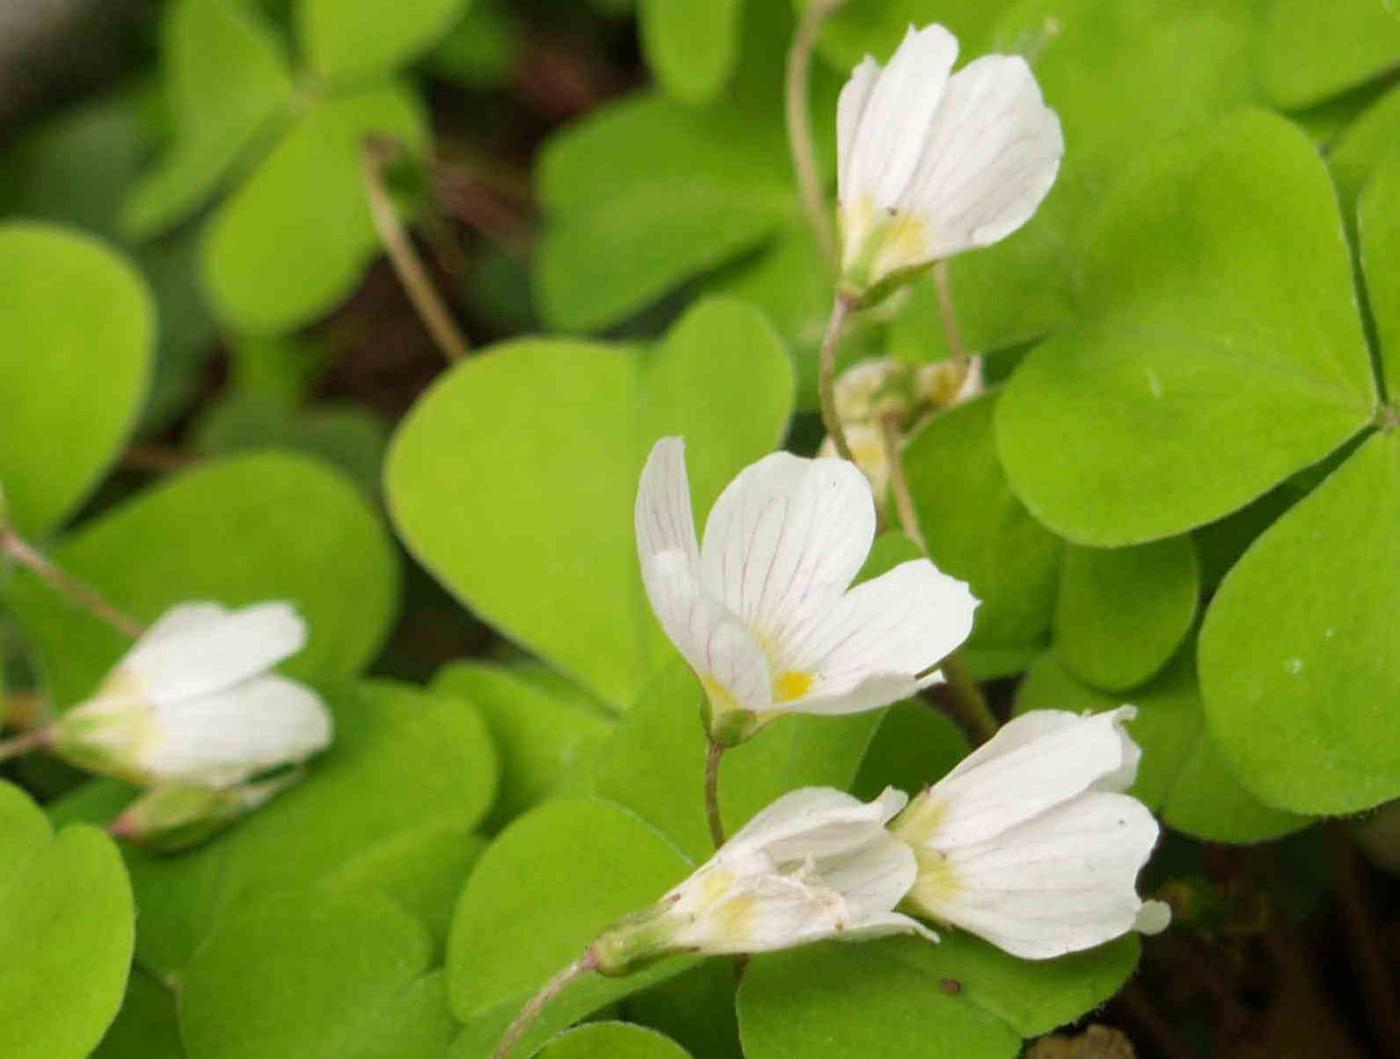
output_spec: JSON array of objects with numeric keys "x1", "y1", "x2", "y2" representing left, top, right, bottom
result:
[{"x1": 110, "y1": 771, "x2": 302, "y2": 852}]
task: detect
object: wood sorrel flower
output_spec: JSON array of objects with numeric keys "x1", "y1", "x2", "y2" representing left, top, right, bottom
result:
[
  {"x1": 892, "y1": 707, "x2": 1171, "y2": 959},
  {"x1": 836, "y1": 24, "x2": 1063, "y2": 298},
  {"x1": 592, "y1": 787, "x2": 933, "y2": 972},
  {"x1": 109, "y1": 771, "x2": 302, "y2": 851},
  {"x1": 52, "y1": 602, "x2": 332, "y2": 788},
  {"x1": 635, "y1": 437, "x2": 978, "y2": 744}
]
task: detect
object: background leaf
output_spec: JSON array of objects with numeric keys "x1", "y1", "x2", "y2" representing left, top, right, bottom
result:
[
  {"x1": 301, "y1": 0, "x2": 468, "y2": 85},
  {"x1": 0, "y1": 223, "x2": 153, "y2": 536},
  {"x1": 0, "y1": 781, "x2": 134, "y2": 1059},
  {"x1": 639, "y1": 0, "x2": 743, "y2": 103},
  {"x1": 538, "y1": 1022, "x2": 692, "y2": 1059},
  {"x1": 1259, "y1": 0, "x2": 1400, "y2": 110}
]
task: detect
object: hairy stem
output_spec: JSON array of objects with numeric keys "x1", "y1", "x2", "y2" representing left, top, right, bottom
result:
[
  {"x1": 361, "y1": 139, "x2": 470, "y2": 364},
  {"x1": 785, "y1": 0, "x2": 846, "y2": 265},
  {"x1": 0, "y1": 728, "x2": 49, "y2": 763},
  {"x1": 492, "y1": 951, "x2": 598, "y2": 1059},
  {"x1": 879, "y1": 414, "x2": 926, "y2": 552},
  {"x1": 818, "y1": 293, "x2": 857, "y2": 462},
  {"x1": 1, "y1": 530, "x2": 143, "y2": 638},
  {"x1": 932, "y1": 259, "x2": 966, "y2": 371},
  {"x1": 705, "y1": 740, "x2": 727, "y2": 849}
]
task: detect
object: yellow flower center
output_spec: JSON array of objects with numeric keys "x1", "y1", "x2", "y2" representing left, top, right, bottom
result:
[{"x1": 773, "y1": 670, "x2": 814, "y2": 702}]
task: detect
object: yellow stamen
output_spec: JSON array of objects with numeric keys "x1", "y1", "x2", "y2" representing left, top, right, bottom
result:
[{"x1": 773, "y1": 670, "x2": 814, "y2": 702}]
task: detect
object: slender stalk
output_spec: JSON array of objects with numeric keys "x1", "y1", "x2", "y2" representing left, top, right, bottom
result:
[
  {"x1": 785, "y1": 0, "x2": 847, "y2": 266},
  {"x1": 818, "y1": 293, "x2": 857, "y2": 462},
  {"x1": 492, "y1": 951, "x2": 598, "y2": 1059},
  {"x1": 1, "y1": 531, "x2": 143, "y2": 638},
  {"x1": 932, "y1": 259, "x2": 966, "y2": 369},
  {"x1": 0, "y1": 728, "x2": 49, "y2": 763},
  {"x1": 705, "y1": 740, "x2": 727, "y2": 849},
  {"x1": 879, "y1": 414, "x2": 925, "y2": 552},
  {"x1": 876, "y1": 415, "x2": 997, "y2": 743},
  {"x1": 361, "y1": 140, "x2": 470, "y2": 364}
]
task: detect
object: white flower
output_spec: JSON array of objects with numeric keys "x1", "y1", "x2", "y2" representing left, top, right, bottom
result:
[
  {"x1": 836, "y1": 24, "x2": 1064, "y2": 294},
  {"x1": 892, "y1": 707, "x2": 1171, "y2": 960},
  {"x1": 52, "y1": 602, "x2": 332, "y2": 788},
  {"x1": 635, "y1": 437, "x2": 978, "y2": 743},
  {"x1": 592, "y1": 787, "x2": 932, "y2": 971},
  {"x1": 109, "y1": 771, "x2": 302, "y2": 851}
]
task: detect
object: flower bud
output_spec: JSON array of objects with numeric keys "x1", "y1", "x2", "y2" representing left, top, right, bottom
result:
[
  {"x1": 109, "y1": 771, "x2": 301, "y2": 852},
  {"x1": 52, "y1": 601, "x2": 331, "y2": 787}
]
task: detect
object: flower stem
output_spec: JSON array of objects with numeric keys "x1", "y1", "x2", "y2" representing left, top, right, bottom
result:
[
  {"x1": 818, "y1": 293, "x2": 857, "y2": 462},
  {"x1": 875, "y1": 419, "x2": 998, "y2": 743},
  {"x1": 361, "y1": 137, "x2": 470, "y2": 364},
  {"x1": 705, "y1": 740, "x2": 727, "y2": 849},
  {"x1": 0, "y1": 728, "x2": 49, "y2": 763},
  {"x1": 931, "y1": 260, "x2": 983, "y2": 406},
  {"x1": 785, "y1": 0, "x2": 846, "y2": 266},
  {"x1": 1, "y1": 530, "x2": 143, "y2": 638},
  {"x1": 492, "y1": 951, "x2": 598, "y2": 1059},
  {"x1": 938, "y1": 652, "x2": 999, "y2": 744}
]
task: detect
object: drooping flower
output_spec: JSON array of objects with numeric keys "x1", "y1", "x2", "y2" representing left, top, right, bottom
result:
[
  {"x1": 635, "y1": 437, "x2": 978, "y2": 744},
  {"x1": 52, "y1": 602, "x2": 332, "y2": 788},
  {"x1": 836, "y1": 24, "x2": 1064, "y2": 296},
  {"x1": 591, "y1": 787, "x2": 933, "y2": 972},
  {"x1": 891, "y1": 707, "x2": 1171, "y2": 959}
]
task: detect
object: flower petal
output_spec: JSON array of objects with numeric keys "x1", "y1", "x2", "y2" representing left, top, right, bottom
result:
[
  {"x1": 925, "y1": 707, "x2": 1141, "y2": 847},
  {"x1": 117, "y1": 601, "x2": 307, "y2": 705},
  {"x1": 847, "y1": 24, "x2": 960, "y2": 209},
  {"x1": 726, "y1": 785, "x2": 906, "y2": 863},
  {"x1": 699, "y1": 452, "x2": 876, "y2": 655},
  {"x1": 641, "y1": 550, "x2": 772, "y2": 711},
  {"x1": 902, "y1": 54, "x2": 1063, "y2": 258},
  {"x1": 913, "y1": 791, "x2": 1162, "y2": 960},
  {"x1": 773, "y1": 559, "x2": 977, "y2": 714},
  {"x1": 144, "y1": 675, "x2": 332, "y2": 787},
  {"x1": 636, "y1": 436, "x2": 702, "y2": 569},
  {"x1": 837, "y1": 55, "x2": 881, "y2": 203}
]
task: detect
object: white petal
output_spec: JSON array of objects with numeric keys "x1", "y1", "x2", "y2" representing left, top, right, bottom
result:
[
  {"x1": 636, "y1": 437, "x2": 701, "y2": 568},
  {"x1": 902, "y1": 54, "x2": 1063, "y2": 259},
  {"x1": 847, "y1": 24, "x2": 960, "y2": 209},
  {"x1": 819, "y1": 827, "x2": 919, "y2": 918},
  {"x1": 837, "y1": 56, "x2": 881, "y2": 203},
  {"x1": 641, "y1": 550, "x2": 772, "y2": 711},
  {"x1": 117, "y1": 601, "x2": 307, "y2": 705},
  {"x1": 926, "y1": 707, "x2": 1140, "y2": 846},
  {"x1": 917, "y1": 791, "x2": 1161, "y2": 960},
  {"x1": 773, "y1": 559, "x2": 978, "y2": 714},
  {"x1": 699, "y1": 453, "x2": 875, "y2": 656},
  {"x1": 725, "y1": 786, "x2": 905, "y2": 863},
  {"x1": 841, "y1": 910, "x2": 940, "y2": 943},
  {"x1": 142, "y1": 675, "x2": 332, "y2": 787}
]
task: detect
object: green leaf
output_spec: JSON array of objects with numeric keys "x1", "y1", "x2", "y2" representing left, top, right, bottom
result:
[
  {"x1": 640, "y1": 0, "x2": 742, "y2": 103},
  {"x1": 850, "y1": 701, "x2": 969, "y2": 802},
  {"x1": 1017, "y1": 651, "x2": 1307, "y2": 842},
  {"x1": 739, "y1": 932, "x2": 1137, "y2": 1058},
  {"x1": 806, "y1": 0, "x2": 1006, "y2": 71},
  {"x1": 904, "y1": 392, "x2": 1061, "y2": 660},
  {"x1": 5, "y1": 452, "x2": 398, "y2": 709},
  {"x1": 91, "y1": 971, "x2": 183, "y2": 1059},
  {"x1": 996, "y1": 109, "x2": 1376, "y2": 546},
  {"x1": 1259, "y1": 0, "x2": 1400, "y2": 110},
  {"x1": 0, "y1": 781, "x2": 134, "y2": 1059},
  {"x1": 203, "y1": 83, "x2": 428, "y2": 334},
  {"x1": 432, "y1": 661, "x2": 613, "y2": 826},
  {"x1": 50, "y1": 680, "x2": 496, "y2": 978},
  {"x1": 123, "y1": 0, "x2": 293, "y2": 238},
  {"x1": 1054, "y1": 538, "x2": 1199, "y2": 691},
  {"x1": 387, "y1": 297, "x2": 793, "y2": 710},
  {"x1": 179, "y1": 888, "x2": 434, "y2": 1059},
  {"x1": 947, "y1": 0, "x2": 1262, "y2": 355},
  {"x1": 301, "y1": 0, "x2": 467, "y2": 84},
  {"x1": 591, "y1": 662, "x2": 881, "y2": 862},
  {"x1": 446, "y1": 798, "x2": 694, "y2": 1057},
  {"x1": 1329, "y1": 83, "x2": 1400, "y2": 217},
  {"x1": 0, "y1": 223, "x2": 154, "y2": 536},
  {"x1": 192, "y1": 392, "x2": 390, "y2": 499},
  {"x1": 1361, "y1": 150, "x2": 1400, "y2": 383},
  {"x1": 535, "y1": 94, "x2": 793, "y2": 330},
  {"x1": 625, "y1": 963, "x2": 740, "y2": 1059},
  {"x1": 1200, "y1": 432, "x2": 1400, "y2": 814},
  {"x1": 539, "y1": 1023, "x2": 692, "y2": 1059},
  {"x1": 345, "y1": 970, "x2": 459, "y2": 1059}
]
